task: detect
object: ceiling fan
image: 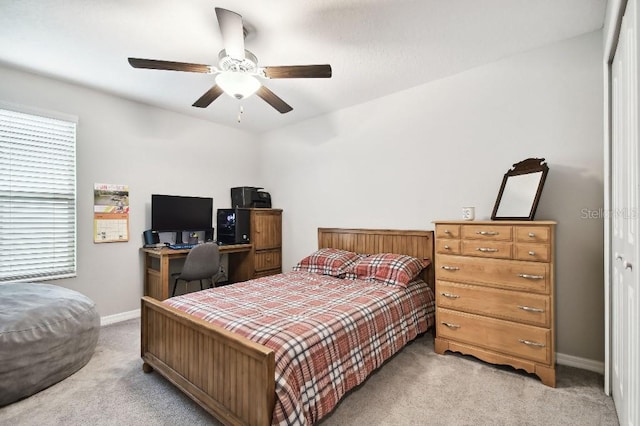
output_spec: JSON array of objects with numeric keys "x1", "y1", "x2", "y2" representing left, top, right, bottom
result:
[{"x1": 128, "y1": 7, "x2": 332, "y2": 114}]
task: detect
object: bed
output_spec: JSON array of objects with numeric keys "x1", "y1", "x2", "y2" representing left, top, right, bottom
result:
[{"x1": 141, "y1": 228, "x2": 435, "y2": 425}]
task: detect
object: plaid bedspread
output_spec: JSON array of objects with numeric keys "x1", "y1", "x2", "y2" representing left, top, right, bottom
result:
[{"x1": 165, "y1": 271, "x2": 435, "y2": 425}]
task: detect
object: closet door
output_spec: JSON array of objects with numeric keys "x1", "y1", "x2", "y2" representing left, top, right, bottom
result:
[{"x1": 611, "y1": 0, "x2": 639, "y2": 423}]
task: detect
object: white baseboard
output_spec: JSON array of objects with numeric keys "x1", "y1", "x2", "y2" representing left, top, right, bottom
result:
[
  {"x1": 100, "y1": 309, "x2": 141, "y2": 326},
  {"x1": 556, "y1": 352, "x2": 605, "y2": 375}
]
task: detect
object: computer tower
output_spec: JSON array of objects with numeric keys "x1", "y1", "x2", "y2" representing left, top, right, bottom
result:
[{"x1": 216, "y1": 208, "x2": 250, "y2": 244}]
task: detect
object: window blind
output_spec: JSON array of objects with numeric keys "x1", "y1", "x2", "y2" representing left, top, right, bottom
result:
[{"x1": 0, "y1": 108, "x2": 77, "y2": 282}]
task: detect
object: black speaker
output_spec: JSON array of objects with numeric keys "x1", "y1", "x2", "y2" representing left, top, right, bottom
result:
[
  {"x1": 143, "y1": 229, "x2": 160, "y2": 246},
  {"x1": 204, "y1": 228, "x2": 214, "y2": 242}
]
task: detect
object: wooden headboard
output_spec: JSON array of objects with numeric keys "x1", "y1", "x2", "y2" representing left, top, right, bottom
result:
[{"x1": 317, "y1": 228, "x2": 435, "y2": 290}]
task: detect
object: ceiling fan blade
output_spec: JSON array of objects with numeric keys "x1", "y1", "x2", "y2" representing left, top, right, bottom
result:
[
  {"x1": 215, "y1": 8, "x2": 245, "y2": 61},
  {"x1": 192, "y1": 85, "x2": 224, "y2": 108},
  {"x1": 263, "y1": 65, "x2": 332, "y2": 79},
  {"x1": 256, "y1": 86, "x2": 293, "y2": 114},
  {"x1": 128, "y1": 58, "x2": 211, "y2": 73}
]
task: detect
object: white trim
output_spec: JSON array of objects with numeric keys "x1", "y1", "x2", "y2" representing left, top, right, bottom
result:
[
  {"x1": 100, "y1": 309, "x2": 141, "y2": 326},
  {"x1": 557, "y1": 352, "x2": 605, "y2": 375},
  {"x1": 602, "y1": 0, "x2": 628, "y2": 397}
]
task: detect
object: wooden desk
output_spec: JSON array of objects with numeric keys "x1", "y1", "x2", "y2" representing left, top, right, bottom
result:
[{"x1": 142, "y1": 244, "x2": 253, "y2": 300}]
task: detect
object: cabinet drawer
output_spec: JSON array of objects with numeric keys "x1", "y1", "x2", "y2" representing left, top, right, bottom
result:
[
  {"x1": 515, "y1": 243, "x2": 550, "y2": 262},
  {"x1": 461, "y1": 240, "x2": 512, "y2": 259},
  {"x1": 436, "y1": 281, "x2": 551, "y2": 327},
  {"x1": 436, "y1": 239, "x2": 461, "y2": 255},
  {"x1": 437, "y1": 308, "x2": 551, "y2": 364},
  {"x1": 462, "y1": 225, "x2": 512, "y2": 241},
  {"x1": 254, "y1": 249, "x2": 282, "y2": 272},
  {"x1": 436, "y1": 254, "x2": 549, "y2": 293},
  {"x1": 516, "y1": 226, "x2": 551, "y2": 243},
  {"x1": 436, "y1": 224, "x2": 460, "y2": 239},
  {"x1": 252, "y1": 211, "x2": 282, "y2": 250}
]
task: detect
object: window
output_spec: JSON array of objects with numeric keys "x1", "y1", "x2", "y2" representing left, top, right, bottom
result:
[{"x1": 0, "y1": 107, "x2": 77, "y2": 282}]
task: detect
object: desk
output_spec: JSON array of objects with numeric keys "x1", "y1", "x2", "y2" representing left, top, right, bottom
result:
[{"x1": 142, "y1": 244, "x2": 253, "y2": 300}]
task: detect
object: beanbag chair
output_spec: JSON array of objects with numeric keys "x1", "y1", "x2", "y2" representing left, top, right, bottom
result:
[{"x1": 0, "y1": 283, "x2": 100, "y2": 406}]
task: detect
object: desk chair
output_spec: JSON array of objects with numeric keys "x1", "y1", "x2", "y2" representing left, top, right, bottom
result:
[{"x1": 171, "y1": 243, "x2": 223, "y2": 297}]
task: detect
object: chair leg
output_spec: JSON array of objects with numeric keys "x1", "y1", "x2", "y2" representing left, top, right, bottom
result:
[
  {"x1": 172, "y1": 278, "x2": 179, "y2": 297},
  {"x1": 199, "y1": 279, "x2": 204, "y2": 291}
]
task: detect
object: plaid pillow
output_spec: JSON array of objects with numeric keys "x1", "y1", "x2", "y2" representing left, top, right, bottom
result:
[
  {"x1": 292, "y1": 248, "x2": 362, "y2": 277},
  {"x1": 344, "y1": 253, "x2": 428, "y2": 288}
]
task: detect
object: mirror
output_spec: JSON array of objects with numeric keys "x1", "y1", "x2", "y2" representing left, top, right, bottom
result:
[{"x1": 491, "y1": 158, "x2": 549, "y2": 220}]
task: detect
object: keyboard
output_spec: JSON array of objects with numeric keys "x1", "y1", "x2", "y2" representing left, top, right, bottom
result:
[{"x1": 167, "y1": 243, "x2": 198, "y2": 250}]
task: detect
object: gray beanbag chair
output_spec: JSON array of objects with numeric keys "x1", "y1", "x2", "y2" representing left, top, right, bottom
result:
[{"x1": 0, "y1": 283, "x2": 100, "y2": 406}]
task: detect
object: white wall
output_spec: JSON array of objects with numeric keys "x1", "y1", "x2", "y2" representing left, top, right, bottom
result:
[
  {"x1": 0, "y1": 64, "x2": 260, "y2": 317},
  {"x1": 260, "y1": 31, "x2": 605, "y2": 362}
]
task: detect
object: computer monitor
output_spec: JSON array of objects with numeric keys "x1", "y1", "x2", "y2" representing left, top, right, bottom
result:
[{"x1": 151, "y1": 194, "x2": 213, "y2": 243}]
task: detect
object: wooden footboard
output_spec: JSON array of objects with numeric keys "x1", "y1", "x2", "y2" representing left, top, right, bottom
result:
[{"x1": 141, "y1": 296, "x2": 275, "y2": 426}]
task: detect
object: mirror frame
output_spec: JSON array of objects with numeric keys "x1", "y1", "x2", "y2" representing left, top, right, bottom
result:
[{"x1": 491, "y1": 158, "x2": 549, "y2": 221}]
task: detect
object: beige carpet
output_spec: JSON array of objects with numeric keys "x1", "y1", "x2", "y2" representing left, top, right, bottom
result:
[{"x1": 0, "y1": 318, "x2": 618, "y2": 425}]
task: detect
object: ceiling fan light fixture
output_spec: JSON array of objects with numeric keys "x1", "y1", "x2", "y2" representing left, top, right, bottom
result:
[{"x1": 215, "y1": 71, "x2": 261, "y2": 100}]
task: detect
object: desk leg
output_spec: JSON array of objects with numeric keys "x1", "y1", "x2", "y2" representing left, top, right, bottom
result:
[
  {"x1": 144, "y1": 253, "x2": 151, "y2": 296},
  {"x1": 160, "y1": 256, "x2": 170, "y2": 300},
  {"x1": 144, "y1": 252, "x2": 166, "y2": 301}
]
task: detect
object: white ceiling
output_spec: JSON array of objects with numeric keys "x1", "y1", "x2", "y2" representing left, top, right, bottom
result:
[{"x1": 0, "y1": 0, "x2": 607, "y2": 133}]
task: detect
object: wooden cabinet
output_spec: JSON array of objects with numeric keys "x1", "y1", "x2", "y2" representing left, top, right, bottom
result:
[
  {"x1": 247, "y1": 209, "x2": 282, "y2": 278},
  {"x1": 433, "y1": 220, "x2": 557, "y2": 387}
]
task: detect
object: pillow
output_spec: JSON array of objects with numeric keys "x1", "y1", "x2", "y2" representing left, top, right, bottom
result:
[
  {"x1": 344, "y1": 253, "x2": 429, "y2": 288},
  {"x1": 292, "y1": 248, "x2": 362, "y2": 277}
]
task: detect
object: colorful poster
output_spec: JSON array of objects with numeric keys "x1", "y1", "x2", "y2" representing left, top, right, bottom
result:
[{"x1": 93, "y1": 183, "x2": 129, "y2": 243}]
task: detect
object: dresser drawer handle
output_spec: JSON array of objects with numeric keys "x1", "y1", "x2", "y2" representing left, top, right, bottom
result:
[
  {"x1": 528, "y1": 232, "x2": 536, "y2": 237},
  {"x1": 441, "y1": 266, "x2": 460, "y2": 271},
  {"x1": 440, "y1": 292, "x2": 460, "y2": 299},
  {"x1": 476, "y1": 231, "x2": 499, "y2": 236},
  {"x1": 444, "y1": 229, "x2": 452, "y2": 234},
  {"x1": 443, "y1": 245, "x2": 450, "y2": 250},
  {"x1": 517, "y1": 273, "x2": 544, "y2": 280},
  {"x1": 477, "y1": 247, "x2": 499, "y2": 252},
  {"x1": 519, "y1": 339, "x2": 546, "y2": 348},
  {"x1": 518, "y1": 305, "x2": 545, "y2": 313},
  {"x1": 528, "y1": 251, "x2": 536, "y2": 256},
  {"x1": 441, "y1": 322, "x2": 461, "y2": 329}
]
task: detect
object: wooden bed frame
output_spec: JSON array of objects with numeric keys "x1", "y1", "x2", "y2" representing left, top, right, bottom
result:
[{"x1": 141, "y1": 228, "x2": 434, "y2": 425}]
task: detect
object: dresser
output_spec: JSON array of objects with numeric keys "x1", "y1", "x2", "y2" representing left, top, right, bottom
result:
[
  {"x1": 432, "y1": 220, "x2": 556, "y2": 387},
  {"x1": 246, "y1": 208, "x2": 283, "y2": 278}
]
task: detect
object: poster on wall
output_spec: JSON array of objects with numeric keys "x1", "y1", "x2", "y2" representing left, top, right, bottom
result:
[{"x1": 93, "y1": 183, "x2": 129, "y2": 243}]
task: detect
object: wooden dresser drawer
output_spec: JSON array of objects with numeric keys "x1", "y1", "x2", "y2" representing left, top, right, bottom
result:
[
  {"x1": 461, "y1": 225, "x2": 512, "y2": 241},
  {"x1": 436, "y1": 281, "x2": 550, "y2": 327},
  {"x1": 437, "y1": 308, "x2": 551, "y2": 364},
  {"x1": 516, "y1": 226, "x2": 551, "y2": 243},
  {"x1": 461, "y1": 240, "x2": 512, "y2": 259},
  {"x1": 436, "y1": 224, "x2": 461, "y2": 239},
  {"x1": 436, "y1": 239, "x2": 461, "y2": 254},
  {"x1": 514, "y1": 243, "x2": 550, "y2": 262},
  {"x1": 254, "y1": 249, "x2": 281, "y2": 272},
  {"x1": 436, "y1": 254, "x2": 550, "y2": 293}
]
